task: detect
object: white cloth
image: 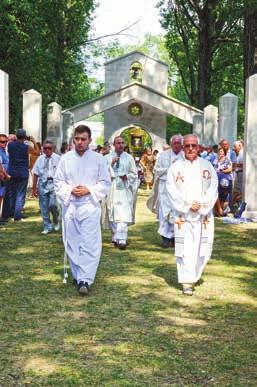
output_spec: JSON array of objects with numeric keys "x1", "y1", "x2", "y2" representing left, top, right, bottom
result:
[
  {"x1": 109, "y1": 222, "x2": 128, "y2": 243},
  {"x1": 151, "y1": 149, "x2": 184, "y2": 238},
  {"x1": 54, "y1": 149, "x2": 111, "y2": 285},
  {"x1": 103, "y1": 151, "x2": 138, "y2": 240},
  {"x1": 166, "y1": 157, "x2": 218, "y2": 284}
]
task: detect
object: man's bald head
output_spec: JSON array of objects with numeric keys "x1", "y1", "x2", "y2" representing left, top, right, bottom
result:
[{"x1": 183, "y1": 134, "x2": 199, "y2": 161}]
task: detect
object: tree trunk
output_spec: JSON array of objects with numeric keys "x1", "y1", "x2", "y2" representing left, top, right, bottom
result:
[
  {"x1": 198, "y1": 1, "x2": 218, "y2": 109},
  {"x1": 244, "y1": 4, "x2": 257, "y2": 82}
]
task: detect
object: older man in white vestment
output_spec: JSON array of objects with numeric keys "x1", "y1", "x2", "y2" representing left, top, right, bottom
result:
[
  {"x1": 54, "y1": 125, "x2": 111, "y2": 295},
  {"x1": 152, "y1": 135, "x2": 184, "y2": 248},
  {"x1": 166, "y1": 134, "x2": 218, "y2": 296},
  {"x1": 104, "y1": 136, "x2": 138, "y2": 250}
]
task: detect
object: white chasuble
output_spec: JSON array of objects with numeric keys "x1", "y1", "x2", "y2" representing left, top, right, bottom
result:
[
  {"x1": 166, "y1": 157, "x2": 218, "y2": 283},
  {"x1": 104, "y1": 151, "x2": 138, "y2": 225}
]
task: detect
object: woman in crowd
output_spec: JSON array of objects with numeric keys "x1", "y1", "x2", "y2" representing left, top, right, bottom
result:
[{"x1": 213, "y1": 147, "x2": 233, "y2": 216}]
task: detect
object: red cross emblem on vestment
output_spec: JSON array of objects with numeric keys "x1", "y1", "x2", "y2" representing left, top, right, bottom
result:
[{"x1": 176, "y1": 172, "x2": 184, "y2": 182}]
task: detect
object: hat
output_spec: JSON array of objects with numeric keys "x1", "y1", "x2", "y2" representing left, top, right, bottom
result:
[{"x1": 16, "y1": 128, "x2": 27, "y2": 138}]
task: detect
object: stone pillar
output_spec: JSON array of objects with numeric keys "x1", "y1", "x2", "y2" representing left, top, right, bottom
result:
[
  {"x1": 47, "y1": 102, "x2": 62, "y2": 153},
  {"x1": 0, "y1": 70, "x2": 9, "y2": 135},
  {"x1": 62, "y1": 110, "x2": 74, "y2": 144},
  {"x1": 243, "y1": 74, "x2": 257, "y2": 219},
  {"x1": 219, "y1": 93, "x2": 238, "y2": 144},
  {"x1": 193, "y1": 114, "x2": 204, "y2": 143},
  {"x1": 203, "y1": 105, "x2": 218, "y2": 145},
  {"x1": 23, "y1": 89, "x2": 42, "y2": 142}
]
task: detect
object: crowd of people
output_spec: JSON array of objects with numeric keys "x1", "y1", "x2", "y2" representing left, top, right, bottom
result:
[{"x1": 0, "y1": 126, "x2": 245, "y2": 296}]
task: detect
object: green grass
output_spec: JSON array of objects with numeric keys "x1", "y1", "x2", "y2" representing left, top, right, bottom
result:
[{"x1": 1, "y1": 191, "x2": 257, "y2": 386}]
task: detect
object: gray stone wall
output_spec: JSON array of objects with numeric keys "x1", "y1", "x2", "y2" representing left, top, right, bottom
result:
[{"x1": 105, "y1": 52, "x2": 168, "y2": 95}]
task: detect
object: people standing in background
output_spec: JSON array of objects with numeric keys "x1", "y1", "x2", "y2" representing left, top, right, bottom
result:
[
  {"x1": 0, "y1": 134, "x2": 9, "y2": 213},
  {"x1": 140, "y1": 147, "x2": 155, "y2": 190},
  {"x1": 2, "y1": 129, "x2": 40, "y2": 221},
  {"x1": 32, "y1": 140, "x2": 61, "y2": 234},
  {"x1": 232, "y1": 140, "x2": 244, "y2": 208},
  {"x1": 213, "y1": 147, "x2": 233, "y2": 217}
]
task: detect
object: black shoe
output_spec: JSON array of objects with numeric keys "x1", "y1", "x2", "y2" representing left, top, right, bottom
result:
[
  {"x1": 78, "y1": 281, "x2": 89, "y2": 296},
  {"x1": 117, "y1": 242, "x2": 127, "y2": 250},
  {"x1": 161, "y1": 236, "x2": 171, "y2": 248}
]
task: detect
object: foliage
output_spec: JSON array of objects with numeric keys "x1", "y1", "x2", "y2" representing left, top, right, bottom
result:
[
  {"x1": 0, "y1": 0, "x2": 97, "y2": 135},
  {"x1": 158, "y1": 0, "x2": 245, "y2": 135},
  {"x1": 0, "y1": 194, "x2": 257, "y2": 385}
]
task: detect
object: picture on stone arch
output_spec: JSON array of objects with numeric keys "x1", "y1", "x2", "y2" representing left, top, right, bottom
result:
[
  {"x1": 120, "y1": 126, "x2": 152, "y2": 157},
  {"x1": 129, "y1": 62, "x2": 143, "y2": 82}
]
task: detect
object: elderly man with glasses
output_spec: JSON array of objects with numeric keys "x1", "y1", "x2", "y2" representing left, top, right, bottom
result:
[
  {"x1": 32, "y1": 140, "x2": 60, "y2": 234},
  {"x1": 166, "y1": 134, "x2": 218, "y2": 296}
]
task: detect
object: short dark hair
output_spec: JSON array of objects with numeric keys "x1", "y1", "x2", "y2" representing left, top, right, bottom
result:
[
  {"x1": 0, "y1": 134, "x2": 7, "y2": 138},
  {"x1": 74, "y1": 125, "x2": 91, "y2": 138}
]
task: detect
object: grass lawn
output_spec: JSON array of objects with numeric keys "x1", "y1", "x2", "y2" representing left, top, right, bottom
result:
[{"x1": 1, "y1": 190, "x2": 257, "y2": 386}]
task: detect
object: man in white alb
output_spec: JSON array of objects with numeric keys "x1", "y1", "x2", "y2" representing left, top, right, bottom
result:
[
  {"x1": 166, "y1": 134, "x2": 218, "y2": 295},
  {"x1": 54, "y1": 125, "x2": 111, "y2": 295},
  {"x1": 149, "y1": 135, "x2": 184, "y2": 248},
  {"x1": 103, "y1": 136, "x2": 138, "y2": 250}
]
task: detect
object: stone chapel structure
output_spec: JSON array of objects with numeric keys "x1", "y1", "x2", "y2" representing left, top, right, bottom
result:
[{"x1": 62, "y1": 51, "x2": 208, "y2": 153}]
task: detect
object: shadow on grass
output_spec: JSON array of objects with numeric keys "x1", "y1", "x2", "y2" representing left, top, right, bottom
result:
[{"x1": 1, "y1": 198, "x2": 257, "y2": 385}]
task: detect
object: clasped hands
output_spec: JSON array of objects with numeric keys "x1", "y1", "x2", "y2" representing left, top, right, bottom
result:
[
  {"x1": 190, "y1": 200, "x2": 201, "y2": 212},
  {"x1": 72, "y1": 185, "x2": 90, "y2": 197}
]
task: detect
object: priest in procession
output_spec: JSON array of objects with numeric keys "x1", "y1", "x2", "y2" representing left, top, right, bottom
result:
[
  {"x1": 103, "y1": 136, "x2": 138, "y2": 250},
  {"x1": 166, "y1": 134, "x2": 218, "y2": 296},
  {"x1": 147, "y1": 134, "x2": 184, "y2": 248},
  {"x1": 54, "y1": 125, "x2": 111, "y2": 296}
]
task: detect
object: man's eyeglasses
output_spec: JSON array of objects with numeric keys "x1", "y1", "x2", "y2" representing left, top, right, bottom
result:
[
  {"x1": 184, "y1": 144, "x2": 198, "y2": 149},
  {"x1": 0, "y1": 140, "x2": 7, "y2": 144},
  {"x1": 43, "y1": 147, "x2": 53, "y2": 150}
]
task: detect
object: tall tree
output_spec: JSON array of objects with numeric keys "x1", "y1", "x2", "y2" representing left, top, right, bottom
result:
[
  {"x1": 159, "y1": 0, "x2": 244, "y2": 109},
  {"x1": 244, "y1": 0, "x2": 257, "y2": 81},
  {"x1": 0, "y1": 0, "x2": 96, "y2": 132}
]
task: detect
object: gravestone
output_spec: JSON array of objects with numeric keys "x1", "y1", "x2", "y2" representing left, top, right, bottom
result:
[
  {"x1": 193, "y1": 114, "x2": 204, "y2": 143},
  {"x1": 243, "y1": 74, "x2": 257, "y2": 219},
  {"x1": 203, "y1": 105, "x2": 218, "y2": 145},
  {"x1": 219, "y1": 93, "x2": 238, "y2": 144},
  {"x1": 0, "y1": 70, "x2": 9, "y2": 135},
  {"x1": 62, "y1": 111, "x2": 74, "y2": 144},
  {"x1": 47, "y1": 102, "x2": 62, "y2": 152},
  {"x1": 23, "y1": 89, "x2": 42, "y2": 142}
]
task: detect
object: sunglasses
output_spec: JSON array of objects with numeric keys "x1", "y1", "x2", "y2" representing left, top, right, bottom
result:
[
  {"x1": 43, "y1": 146, "x2": 53, "y2": 150},
  {"x1": 0, "y1": 140, "x2": 7, "y2": 144}
]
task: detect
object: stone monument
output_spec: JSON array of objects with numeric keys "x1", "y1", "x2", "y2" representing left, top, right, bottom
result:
[
  {"x1": 219, "y1": 93, "x2": 238, "y2": 144},
  {"x1": 0, "y1": 70, "x2": 9, "y2": 135},
  {"x1": 47, "y1": 102, "x2": 62, "y2": 152},
  {"x1": 243, "y1": 74, "x2": 257, "y2": 219},
  {"x1": 23, "y1": 89, "x2": 42, "y2": 142}
]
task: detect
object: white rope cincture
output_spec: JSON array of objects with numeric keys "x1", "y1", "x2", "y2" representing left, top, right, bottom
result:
[{"x1": 61, "y1": 209, "x2": 69, "y2": 284}]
